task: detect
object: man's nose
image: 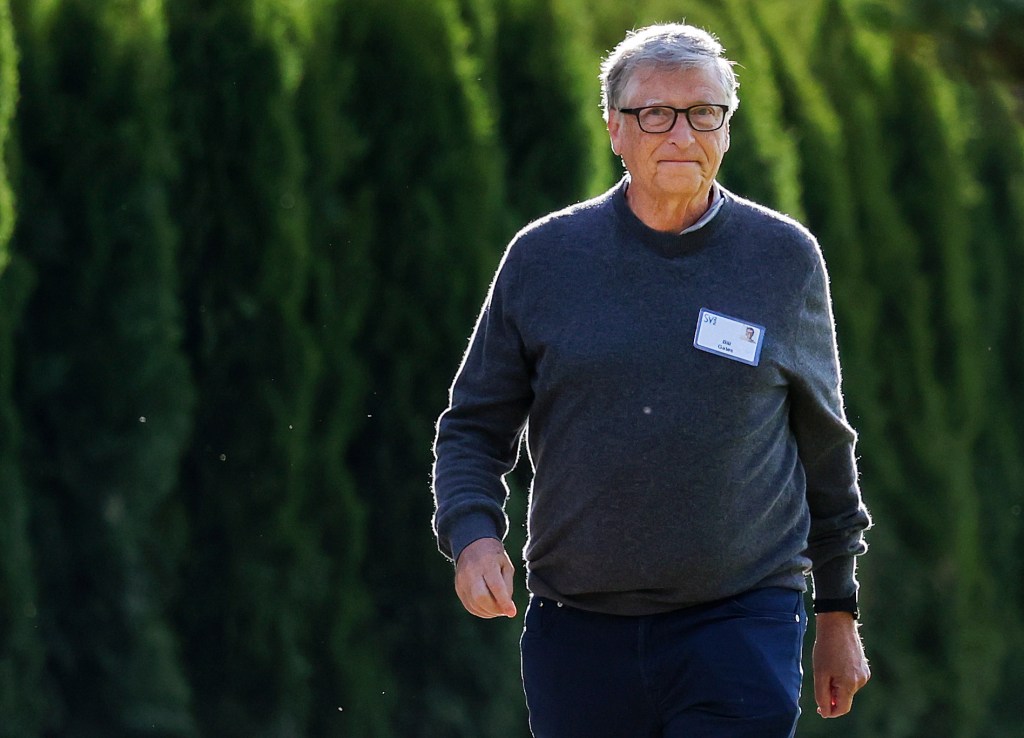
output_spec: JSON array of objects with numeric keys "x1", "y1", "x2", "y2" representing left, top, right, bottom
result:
[{"x1": 666, "y1": 113, "x2": 696, "y2": 142}]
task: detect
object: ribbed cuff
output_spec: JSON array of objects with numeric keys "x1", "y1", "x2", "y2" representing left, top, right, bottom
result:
[
  {"x1": 811, "y1": 555, "x2": 858, "y2": 601},
  {"x1": 446, "y1": 512, "x2": 503, "y2": 564}
]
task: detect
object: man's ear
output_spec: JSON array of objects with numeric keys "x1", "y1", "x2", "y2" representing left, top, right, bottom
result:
[{"x1": 608, "y1": 112, "x2": 622, "y2": 156}]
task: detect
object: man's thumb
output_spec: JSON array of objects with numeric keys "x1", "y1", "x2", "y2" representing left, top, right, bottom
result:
[{"x1": 497, "y1": 559, "x2": 517, "y2": 617}]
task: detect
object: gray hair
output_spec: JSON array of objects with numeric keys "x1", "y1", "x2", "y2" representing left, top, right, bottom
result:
[{"x1": 600, "y1": 23, "x2": 740, "y2": 121}]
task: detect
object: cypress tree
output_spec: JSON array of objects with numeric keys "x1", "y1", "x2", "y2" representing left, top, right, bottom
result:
[
  {"x1": 0, "y1": 0, "x2": 11, "y2": 251},
  {"x1": 489, "y1": 0, "x2": 612, "y2": 225},
  {"x1": 887, "y1": 35, "x2": 1022, "y2": 736},
  {"x1": 339, "y1": 0, "x2": 525, "y2": 734},
  {"x1": 8, "y1": 0, "x2": 196, "y2": 733},
  {"x1": 0, "y1": 258, "x2": 45, "y2": 738},
  {"x1": 967, "y1": 77, "x2": 1024, "y2": 736},
  {"x1": 165, "y1": 1, "x2": 324, "y2": 734},
  {"x1": 294, "y1": 1, "x2": 390, "y2": 735},
  {"x1": 957, "y1": 76, "x2": 1024, "y2": 737},
  {"x1": 894, "y1": 0, "x2": 1024, "y2": 82},
  {"x1": 0, "y1": 1, "x2": 49, "y2": 733}
]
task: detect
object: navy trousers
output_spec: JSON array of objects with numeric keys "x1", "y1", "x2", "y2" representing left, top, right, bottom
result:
[{"x1": 520, "y1": 587, "x2": 806, "y2": 738}]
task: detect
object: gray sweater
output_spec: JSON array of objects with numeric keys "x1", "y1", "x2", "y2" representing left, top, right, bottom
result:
[{"x1": 432, "y1": 178, "x2": 870, "y2": 616}]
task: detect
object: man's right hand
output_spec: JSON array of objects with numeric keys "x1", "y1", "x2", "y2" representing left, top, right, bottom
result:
[{"x1": 454, "y1": 537, "x2": 518, "y2": 618}]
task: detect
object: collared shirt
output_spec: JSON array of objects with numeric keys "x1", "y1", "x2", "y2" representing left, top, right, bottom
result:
[{"x1": 680, "y1": 182, "x2": 725, "y2": 234}]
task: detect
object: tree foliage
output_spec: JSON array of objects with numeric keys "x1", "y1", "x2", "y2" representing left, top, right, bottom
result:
[
  {"x1": 0, "y1": 1, "x2": 48, "y2": 735},
  {"x1": 9, "y1": 0, "x2": 195, "y2": 732},
  {"x1": 165, "y1": 1, "x2": 326, "y2": 733}
]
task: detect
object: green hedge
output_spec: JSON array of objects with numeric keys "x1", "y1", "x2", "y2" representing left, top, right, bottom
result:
[{"x1": 9, "y1": 0, "x2": 195, "y2": 732}]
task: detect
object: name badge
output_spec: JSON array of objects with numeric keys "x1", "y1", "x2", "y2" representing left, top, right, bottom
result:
[{"x1": 693, "y1": 308, "x2": 765, "y2": 366}]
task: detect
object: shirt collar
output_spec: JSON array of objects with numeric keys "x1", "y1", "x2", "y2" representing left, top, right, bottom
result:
[{"x1": 680, "y1": 182, "x2": 725, "y2": 234}]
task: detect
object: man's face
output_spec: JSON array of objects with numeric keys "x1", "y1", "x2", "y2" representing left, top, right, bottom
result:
[{"x1": 608, "y1": 65, "x2": 731, "y2": 202}]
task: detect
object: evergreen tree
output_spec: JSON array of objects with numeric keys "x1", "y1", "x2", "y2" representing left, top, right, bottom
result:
[
  {"x1": 8, "y1": 0, "x2": 196, "y2": 733},
  {"x1": 887, "y1": 35, "x2": 1018, "y2": 737},
  {"x1": 0, "y1": 1, "x2": 50, "y2": 733},
  {"x1": 165, "y1": 1, "x2": 325, "y2": 734},
  {"x1": 0, "y1": 0, "x2": 12, "y2": 252},
  {"x1": 339, "y1": 0, "x2": 526, "y2": 734},
  {"x1": 893, "y1": 0, "x2": 1024, "y2": 82},
  {"x1": 489, "y1": 0, "x2": 612, "y2": 225},
  {"x1": 294, "y1": 1, "x2": 391, "y2": 735},
  {"x1": 956, "y1": 75, "x2": 1024, "y2": 737}
]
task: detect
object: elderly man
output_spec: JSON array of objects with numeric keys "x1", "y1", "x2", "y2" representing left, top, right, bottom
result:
[{"x1": 432, "y1": 23, "x2": 870, "y2": 738}]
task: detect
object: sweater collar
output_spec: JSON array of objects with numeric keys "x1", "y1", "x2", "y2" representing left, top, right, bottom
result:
[{"x1": 611, "y1": 176, "x2": 732, "y2": 259}]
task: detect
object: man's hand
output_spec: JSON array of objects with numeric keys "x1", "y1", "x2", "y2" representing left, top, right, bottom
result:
[
  {"x1": 813, "y1": 612, "x2": 871, "y2": 718},
  {"x1": 454, "y1": 537, "x2": 518, "y2": 619}
]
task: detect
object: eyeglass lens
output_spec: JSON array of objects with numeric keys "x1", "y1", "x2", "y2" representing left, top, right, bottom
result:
[{"x1": 638, "y1": 106, "x2": 724, "y2": 132}]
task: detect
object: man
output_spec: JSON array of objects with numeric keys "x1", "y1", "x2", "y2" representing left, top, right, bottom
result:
[{"x1": 432, "y1": 23, "x2": 871, "y2": 738}]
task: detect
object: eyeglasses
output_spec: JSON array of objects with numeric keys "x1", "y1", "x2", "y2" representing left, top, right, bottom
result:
[{"x1": 616, "y1": 104, "x2": 729, "y2": 133}]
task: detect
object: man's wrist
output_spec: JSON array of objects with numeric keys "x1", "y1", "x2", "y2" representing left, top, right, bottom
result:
[{"x1": 813, "y1": 595, "x2": 859, "y2": 620}]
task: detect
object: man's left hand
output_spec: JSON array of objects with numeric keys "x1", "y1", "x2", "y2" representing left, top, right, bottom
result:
[{"x1": 812, "y1": 611, "x2": 871, "y2": 718}]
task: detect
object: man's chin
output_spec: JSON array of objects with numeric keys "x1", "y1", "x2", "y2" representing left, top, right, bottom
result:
[{"x1": 654, "y1": 172, "x2": 706, "y2": 197}]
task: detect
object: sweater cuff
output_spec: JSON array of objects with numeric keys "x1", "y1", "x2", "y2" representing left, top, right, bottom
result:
[
  {"x1": 811, "y1": 554, "x2": 858, "y2": 601},
  {"x1": 446, "y1": 512, "x2": 503, "y2": 564}
]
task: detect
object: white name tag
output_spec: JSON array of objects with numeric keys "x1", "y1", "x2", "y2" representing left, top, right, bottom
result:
[{"x1": 693, "y1": 308, "x2": 765, "y2": 366}]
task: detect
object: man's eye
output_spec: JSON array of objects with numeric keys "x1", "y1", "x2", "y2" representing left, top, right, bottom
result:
[{"x1": 643, "y1": 107, "x2": 673, "y2": 120}]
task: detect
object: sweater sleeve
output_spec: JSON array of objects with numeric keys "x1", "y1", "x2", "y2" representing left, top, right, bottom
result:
[
  {"x1": 431, "y1": 245, "x2": 534, "y2": 563},
  {"x1": 786, "y1": 248, "x2": 871, "y2": 601}
]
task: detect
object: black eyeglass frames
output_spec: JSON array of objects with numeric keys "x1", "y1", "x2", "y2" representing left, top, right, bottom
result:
[{"x1": 616, "y1": 104, "x2": 730, "y2": 133}]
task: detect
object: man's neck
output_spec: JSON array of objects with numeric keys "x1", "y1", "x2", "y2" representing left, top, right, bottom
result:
[{"x1": 625, "y1": 183, "x2": 714, "y2": 233}]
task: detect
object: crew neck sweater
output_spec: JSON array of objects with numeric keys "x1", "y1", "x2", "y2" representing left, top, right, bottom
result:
[{"x1": 432, "y1": 177, "x2": 870, "y2": 616}]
